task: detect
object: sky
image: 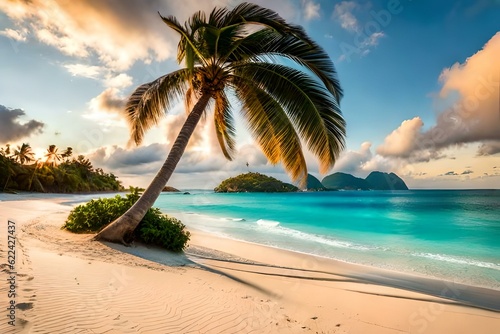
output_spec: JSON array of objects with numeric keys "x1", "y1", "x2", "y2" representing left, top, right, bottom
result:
[{"x1": 0, "y1": 0, "x2": 499, "y2": 189}]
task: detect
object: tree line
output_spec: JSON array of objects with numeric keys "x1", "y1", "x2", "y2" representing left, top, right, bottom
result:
[{"x1": 0, "y1": 143, "x2": 123, "y2": 193}]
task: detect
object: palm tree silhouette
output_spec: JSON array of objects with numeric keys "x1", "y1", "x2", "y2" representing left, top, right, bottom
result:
[
  {"x1": 96, "y1": 3, "x2": 345, "y2": 243},
  {"x1": 44, "y1": 145, "x2": 62, "y2": 167},
  {"x1": 0, "y1": 144, "x2": 11, "y2": 157},
  {"x1": 12, "y1": 143, "x2": 35, "y2": 165},
  {"x1": 61, "y1": 147, "x2": 73, "y2": 161}
]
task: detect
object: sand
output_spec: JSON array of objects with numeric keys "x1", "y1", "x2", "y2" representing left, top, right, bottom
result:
[{"x1": 0, "y1": 195, "x2": 499, "y2": 333}]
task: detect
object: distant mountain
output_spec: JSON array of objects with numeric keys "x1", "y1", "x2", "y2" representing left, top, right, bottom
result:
[
  {"x1": 214, "y1": 172, "x2": 298, "y2": 193},
  {"x1": 365, "y1": 171, "x2": 408, "y2": 190},
  {"x1": 322, "y1": 171, "x2": 408, "y2": 190},
  {"x1": 306, "y1": 174, "x2": 326, "y2": 191},
  {"x1": 322, "y1": 172, "x2": 371, "y2": 190}
]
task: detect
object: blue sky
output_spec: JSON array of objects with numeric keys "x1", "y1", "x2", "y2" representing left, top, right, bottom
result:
[{"x1": 0, "y1": 0, "x2": 499, "y2": 189}]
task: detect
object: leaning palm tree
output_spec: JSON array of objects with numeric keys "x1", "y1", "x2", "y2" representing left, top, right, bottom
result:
[
  {"x1": 12, "y1": 143, "x2": 35, "y2": 165},
  {"x1": 96, "y1": 3, "x2": 345, "y2": 244},
  {"x1": 44, "y1": 144, "x2": 62, "y2": 167}
]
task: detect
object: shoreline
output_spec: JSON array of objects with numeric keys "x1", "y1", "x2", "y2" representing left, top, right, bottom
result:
[
  {"x1": 186, "y1": 228, "x2": 500, "y2": 312},
  {"x1": 1, "y1": 195, "x2": 499, "y2": 333},
  {"x1": 185, "y1": 224, "x2": 500, "y2": 293}
]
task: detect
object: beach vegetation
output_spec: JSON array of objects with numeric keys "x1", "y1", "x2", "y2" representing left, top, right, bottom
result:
[
  {"x1": 64, "y1": 187, "x2": 190, "y2": 251},
  {"x1": 0, "y1": 144, "x2": 122, "y2": 193},
  {"x1": 95, "y1": 2, "x2": 345, "y2": 244}
]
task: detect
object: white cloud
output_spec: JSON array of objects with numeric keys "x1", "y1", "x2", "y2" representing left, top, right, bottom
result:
[
  {"x1": 377, "y1": 117, "x2": 423, "y2": 157},
  {"x1": 364, "y1": 31, "x2": 385, "y2": 46},
  {"x1": 0, "y1": 28, "x2": 27, "y2": 41},
  {"x1": 333, "y1": 141, "x2": 373, "y2": 174},
  {"x1": 333, "y1": 1, "x2": 359, "y2": 32},
  {"x1": 64, "y1": 64, "x2": 103, "y2": 79},
  {"x1": 105, "y1": 73, "x2": 133, "y2": 90},
  {"x1": 302, "y1": 0, "x2": 320, "y2": 21}
]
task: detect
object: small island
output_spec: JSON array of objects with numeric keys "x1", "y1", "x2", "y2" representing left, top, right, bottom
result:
[
  {"x1": 162, "y1": 186, "x2": 180, "y2": 192},
  {"x1": 214, "y1": 172, "x2": 298, "y2": 193}
]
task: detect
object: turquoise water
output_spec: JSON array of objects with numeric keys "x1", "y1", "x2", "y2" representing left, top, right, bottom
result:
[{"x1": 153, "y1": 190, "x2": 500, "y2": 289}]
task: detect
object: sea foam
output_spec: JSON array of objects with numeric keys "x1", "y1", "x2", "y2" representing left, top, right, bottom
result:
[
  {"x1": 255, "y1": 219, "x2": 374, "y2": 251},
  {"x1": 412, "y1": 252, "x2": 500, "y2": 270}
]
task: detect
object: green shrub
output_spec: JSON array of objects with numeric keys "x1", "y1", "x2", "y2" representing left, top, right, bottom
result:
[
  {"x1": 138, "y1": 208, "x2": 190, "y2": 251},
  {"x1": 63, "y1": 187, "x2": 190, "y2": 252}
]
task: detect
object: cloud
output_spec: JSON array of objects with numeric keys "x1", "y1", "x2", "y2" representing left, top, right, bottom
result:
[
  {"x1": 302, "y1": 0, "x2": 320, "y2": 21},
  {"x1": 83, "y1": 89, "x2": 127, "y2": 130},
  {"x1": 0, "y1": 28, "x2": 27, "y2": 41},
  {"x1": 364, "y1": 31, "x2": 384, "y2": 46},
  {"x1": 425, "y1": 32, "x2": 500, "y2": 149},
  {"x1": 64, "y1": 64, "x2": 103, "y2": 79},
  {"x1": 0, "y1": 0, "x2": 231, "y2": 71},
  {"x1": 333, "y1": 1, "x2": 359, "y2": 32},
  {"x1": 377, "y1": 117, "x2": 424, "y2": 157},
  {"x1": 89, "y1": 144, "x2": 168, "y2": 175},
  {"x1": 477, "y1": 141, "x2": 500, "y2": 156},
  {"x1": 333, "y1": 141, "x2": 373, "y2": 174},
  {"x1": 0, "y1": 105, "x2": 45, "y2": 143},
  {"x1": 105, "y1": 73, "x2": 133, "y2": 90},
  {"x1": 334, "y1": 2, "x2": 386, "y2": 61},
  {"x1": 377, "y1": 33, "x2": 500, "y2": 160}
]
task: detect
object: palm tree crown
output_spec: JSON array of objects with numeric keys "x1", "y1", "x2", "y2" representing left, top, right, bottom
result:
[
  {"x1": 13, "y1": 143, "x2": 35, "y2": 165},
  {"x1": 127, "y1": 3, "x2": 345, "y2": 184},
  {"x1": 45, "y1": 145, "x2": 62, "y2": 167}
]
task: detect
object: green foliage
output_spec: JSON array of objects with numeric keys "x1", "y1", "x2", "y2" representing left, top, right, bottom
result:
[
  {"x1": 0, "y1": 150, "x2": 123, "y2": 193},
  {"x1": 138, "y1": 208, "x2": 190, "y2": 252},
  {"x1": 214, "y1": 172, "x2": 298, "y2": 193},
  {"x1": 64, "y1": 187, "x2": 190, "y2": 252}
]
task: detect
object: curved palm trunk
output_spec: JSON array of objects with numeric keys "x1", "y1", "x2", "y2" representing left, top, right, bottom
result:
[{"x1": 94, "y1": 93, "x2": 211, "y2": 244}]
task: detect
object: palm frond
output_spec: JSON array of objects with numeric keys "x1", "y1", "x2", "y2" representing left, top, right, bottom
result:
[
  {"x1": 231, "y1": 76, "x2": 308, "y2": 184},
  {"x1": 159, "y1": 13, "x2": 206, "y2": 70},
  {"x1": 213, "y1": 90, "x2": 236, "y2": 160},
  {"x1": 232, "y1": 87, "x2": 280, "y2": 165},
  {"x1": 232, "y1": 28, "x2": 343, "y2": 102},
  {"x1": 208, "y1": 6, "x2": 229, "y2": 27},
  {"x1": 125, "y1": 68, "x2": 191, "y2": 145},
  {"x1": 223, "y1": 3, "x2": 315, "y2": 47},
  {"x1": 233, "y1": 62, "x2": 345, "y2": 174}
]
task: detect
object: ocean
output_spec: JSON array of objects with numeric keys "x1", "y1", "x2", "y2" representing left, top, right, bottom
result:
[{"x1": 153, "y1": 189, "x2": 500, "y2": 290}]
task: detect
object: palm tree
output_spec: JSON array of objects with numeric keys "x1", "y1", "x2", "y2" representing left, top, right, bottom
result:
[
  {"x1": 44, "y1": 145, "x2": 62, "y2": 167},
  {"x1": 96, "y1": 3, "x2": 345, "y2": 244},
  {"x1": 12, "y1": 143, "x2": 35, "y2": 165},
  {"x1": 0, "y1": 144, "x2": 11, "y2": 157},
  {"x1": 61, "y1": 147, "x2": 73, "y2": 161}
]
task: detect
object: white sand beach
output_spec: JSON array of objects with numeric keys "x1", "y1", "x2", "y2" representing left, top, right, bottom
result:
[{"x1": 0, "y1": 195, "x2": 499, "y2": 333}]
